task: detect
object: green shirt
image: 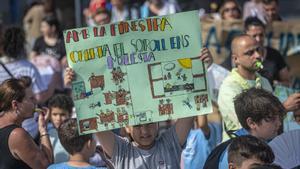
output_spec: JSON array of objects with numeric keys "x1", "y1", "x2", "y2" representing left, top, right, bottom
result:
[{"x1": 217, "y1": 69, "x2": 273, "y2": 141}]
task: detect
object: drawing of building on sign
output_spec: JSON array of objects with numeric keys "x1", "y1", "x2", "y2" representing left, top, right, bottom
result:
[
  {"x1": 111, "y1": 67, "x2": 127, "y2": 85},
  {"x1": 116, "y1": 107, "x2": 129, "y2": 126},
  {"x1": 147, "y1": 57, "x2": 207, "y2": 99},
  {"x1": 79, "y1": 117, "x2": 98, "y2": 133},
  {"x1": 89, "y1": 73, "x2": 105, "y2": 90},
  {"x1": 103, "y1": 88, "x2": 131, "y2": 106},
  {"x1": 194, "y1": 94, "x2": 209, "y2": 110},
  {"x1": 158, "y1": 99, "x2": 174, "y2": 116},
  {"x1": 134, "y1": 110, "x2": 153, "y2": 124},
  {"x1": 97, "y1": 109, "x2": 115, "y2": 128}
]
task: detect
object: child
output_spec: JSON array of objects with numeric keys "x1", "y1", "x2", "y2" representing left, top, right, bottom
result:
[
  {"x1": 204, "y1": 88, "x2": 285, "y2": 169},
  {"x1": 64, "y1": 48, "x2": 213, "y2": 169},
  {"x1": 47, "y1": 94, "x2": 74, "y2": 163},
  {"x1": 47, "y1": 118, "x2": 101, "y2": 169},
  {"x1": 228, "y1": 135, "x2": 274, "y2": 169}
]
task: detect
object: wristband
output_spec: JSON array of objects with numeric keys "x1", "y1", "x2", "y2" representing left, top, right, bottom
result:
[{"x1": 40, "y1": 133, "x2": 49, "y2": 138}]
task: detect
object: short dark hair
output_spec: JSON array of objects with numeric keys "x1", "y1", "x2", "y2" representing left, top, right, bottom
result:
[
  {"x1": 250, "y1": 163, "x2": 283, "y2": 169},
  {"x1": 228, "y1": 135, "x2": 274, "y2": 167},
  {"x1": 48, "y1": 94, "x2": 74, "y2": 115},
  {"x1": 3, "y1": 26, "x2": 26, "y2": 59},
  {"x1": 58, "y1": 118, "x2": 93, "y2": 155},
  {"x1": 262, "y1": 0, "x2": 279, "y2": 5},
  {"x1": 234, "y1": 88, "x2": 285, "y2": 130},
  {"x1": 244, "y1": 16, "x2": 265, "y2": 32}
]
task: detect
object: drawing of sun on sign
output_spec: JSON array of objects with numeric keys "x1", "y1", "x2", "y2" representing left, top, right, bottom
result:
[
  {"x1": 147, "y1": 57, "x2": 207, "y2": 98},
  {"x1": 79, "y1": 117, "x2": 98, "y2": 133}
]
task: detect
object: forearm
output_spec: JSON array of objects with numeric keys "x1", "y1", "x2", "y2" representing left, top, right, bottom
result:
[
  {"x1": 175, "y1": 116, "x2": 194, "y2": 146},
  {"x1": 39, "y1": 133, "x2": 53, "y2": 165}
]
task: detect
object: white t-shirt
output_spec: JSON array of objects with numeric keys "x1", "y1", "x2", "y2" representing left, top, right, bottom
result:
[{"x1": 0, "y1": 58, "x2": 48, "y2": 138}]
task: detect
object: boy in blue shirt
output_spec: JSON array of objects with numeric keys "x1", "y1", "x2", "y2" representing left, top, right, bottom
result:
[
  {"x1": 48, "y1": 118, "x2": 105, "y2": 169},
  {"x1": 204, "y1": 88, "x2": 285, "y2": 169}
]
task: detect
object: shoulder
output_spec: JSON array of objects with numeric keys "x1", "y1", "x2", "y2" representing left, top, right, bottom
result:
[
  {"x1": 266, "y1": 47, "x2": 283, "y2": 58},
  {"x1": 9, "y1": 127, "x2": 33, "y2": 149},
  {"x1": 47, "y1": 162, "x2": 68, "y2": 169}
]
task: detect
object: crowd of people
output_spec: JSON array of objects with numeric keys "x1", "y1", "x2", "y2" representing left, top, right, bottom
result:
[{"x1": 0, "y1": 0, "x2": 300, "y2": 169}]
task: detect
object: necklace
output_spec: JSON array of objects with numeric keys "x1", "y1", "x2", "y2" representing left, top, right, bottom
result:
[{"x1": 231, "y1": 68, "x2": 262, "y2": 89}]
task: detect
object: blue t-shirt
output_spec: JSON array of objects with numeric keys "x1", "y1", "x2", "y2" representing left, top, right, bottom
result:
[
  {"x1": 181, "y1": 122, "x2": 222, "y2": 169},
  {"x1": 47, "y1": 162, "x2": 106, "y2": 169},
  {"x1": 218, "y1": 128, "x2": 249, "y2": 169}
]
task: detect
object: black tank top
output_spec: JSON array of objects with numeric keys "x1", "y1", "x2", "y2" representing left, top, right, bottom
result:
[{"x1": 0, "y1": 124, "x2": 31, "y2": 169}]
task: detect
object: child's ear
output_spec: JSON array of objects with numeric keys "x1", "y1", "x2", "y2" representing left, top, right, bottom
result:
[{"x1": 246, "y1": 117, "x2": 256, "y2": 130}]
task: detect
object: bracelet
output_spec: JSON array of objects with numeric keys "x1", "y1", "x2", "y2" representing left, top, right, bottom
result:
[{"x1": 40, "y1": 133, "x2": 49, "y2": 138}]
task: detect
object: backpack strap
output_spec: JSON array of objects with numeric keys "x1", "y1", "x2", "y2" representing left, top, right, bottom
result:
[
  {"x1": 0, "y1": 61, "x2": 14, "y2": 78},
  {"x1": 203, "y1": 138, "x2": 235, "y2": 169},
  {"x1": 96, "y1": 145, "x2": 115, "y2": 169}
]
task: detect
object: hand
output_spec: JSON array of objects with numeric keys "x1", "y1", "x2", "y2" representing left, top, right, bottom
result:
[
  {"x1": 200, "y1": 47, "x2": 213, "y2": 68},
  {"x1": 64, "y1": 67, "x2": 75, "y2": 87},
  {"x1": 38, "y1": 108, "x2": 49, "y2": 134},
  {"x1": 283, "y1": 93, "x2": 300, "y2": 112}
]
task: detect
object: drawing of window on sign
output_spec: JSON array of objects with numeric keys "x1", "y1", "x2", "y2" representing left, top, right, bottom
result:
[
  {"x1": 148, "y1": 57, "x2": 207, "y2": 98},
  {"x1": 89, "y1": 73, "x2": 105, "y2": 90},
  {"x1": 134, "y1": 110, "x2": 153, "y2": 124},
  {"x1": 72, "y1": 81, "x2": 91, "y2": 100},
  {"x1": 79, "y1": 117, "x2": 98, "y2": 133},
  {"x1": 194, "y1": 94, "x2": 209, "y2": 110}
]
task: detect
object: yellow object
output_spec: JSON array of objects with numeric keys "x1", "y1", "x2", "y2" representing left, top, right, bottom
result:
[{"x1": 177, "y1": 58, "x2": 192, "y2": 69}]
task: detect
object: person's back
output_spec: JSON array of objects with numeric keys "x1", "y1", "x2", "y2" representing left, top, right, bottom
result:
[{"x1": 47, "y1": 118, "x2": 101, "y2": 169}]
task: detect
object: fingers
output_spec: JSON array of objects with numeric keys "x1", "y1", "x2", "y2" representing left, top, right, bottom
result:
[
  {"x1": 64, "y1": 67, "x2": 75, "y2": 87},
  {"x1": 199, "y1": 47, "x2": 213, "y2": 67}
]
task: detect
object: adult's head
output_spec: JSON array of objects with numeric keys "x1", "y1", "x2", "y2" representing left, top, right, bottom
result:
[
  {"x1": 262, "y1": 0, "x2": 280, "y2": 23},
  {"x1": 111, "y1": 0, "x2": 125, "y2": 9},
  {"x1": 234, "y1": 88, "x2": 285, "y2": 140},
  {"x1": 125, "y1": 122, "x2": 159, "y2": 150},
  {"x1": 2, "y1": 27, "x2": 26, "y2": 59},
  {"x1": 41, "y1": 15, "x2": 60, "y2": 37},
  {"x1": 244, "y1": 17, "x2": 266, "y2": 46},
  {"x1": 219, "y1": 0, "x2": 241, "y2": 20},
  {"x1": 228, "y1": 135, "x2": 274, "y2": 169},
  {"x1": 148, "y1": 0, "x2": 164, "y2": 9},
  {"x1": 58, "y1": 118, "x2": 96, "y2": 156},
  {"x1": 93, "y1": 8, "x2": 111, "y2": 25},
  {"x1": 231, "y1": 34, "x2": 263, "y2": 73},
  {"x1": 48, "y1": 94, "x2": 74, "y2": 129},
  {"x1": 0, "y1": 77, "x2": 35, "y2": 120}
]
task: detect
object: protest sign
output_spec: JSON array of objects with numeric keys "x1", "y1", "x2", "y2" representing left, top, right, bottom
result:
[
  {"x1": 202, "y1": 19, "x2": 300, "y2": 64},
  {"x1": 63, "y1": 11, "x2": 212, "y2": 135}
]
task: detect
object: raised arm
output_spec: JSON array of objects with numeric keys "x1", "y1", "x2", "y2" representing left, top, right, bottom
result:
[
  {"x1": 9, "y1": 111, "x2": 53, "y2": 169},
  {"x1": 176, "y1": 47, "x2": 213, "y2": 146},
  {"x1": 95, "y1": 131, "x2": 116, "y2": 158}
]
